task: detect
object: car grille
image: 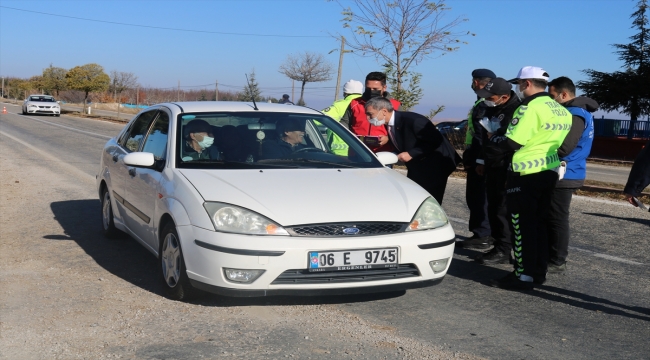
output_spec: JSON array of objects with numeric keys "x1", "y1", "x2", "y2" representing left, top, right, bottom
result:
[
  {"x1": 271, "y1": 264, "x2": 420, "y2": 285},
  {"x1": 286, "y1": 222, "x2": 407, "y2": 237},
  {"x1": 38, "y1": 106, "x2": 52, "y2": 108}
]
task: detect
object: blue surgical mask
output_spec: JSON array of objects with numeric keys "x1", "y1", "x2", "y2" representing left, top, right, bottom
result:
[{"x1": 197, "y1": 135, "x2": 214, "y2": 150}]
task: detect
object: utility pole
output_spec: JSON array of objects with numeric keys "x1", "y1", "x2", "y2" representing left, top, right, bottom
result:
[
  {"x1": 136, "y1": 86, "x2": 139, "y2": 106},
  {"x1": 177, "y1": 80, "x2": 180, "y2": 102},
  {"x1": 1, "y1": 77, "x2": 4, "y2": 99},
  {"x1": 215, "y1": 80, "x2": 219, "y2": 101},
  {"x1": 292, "y1": 80, "x2": 295, "y2": 103},
  {"x1": 334, "y1": 36, "x2": 352, "y2": 101}
]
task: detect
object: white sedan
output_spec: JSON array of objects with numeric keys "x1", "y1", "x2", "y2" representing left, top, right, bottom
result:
[
  {"x1": 22, "y1": 94, "x2": 61, "y2": 116},
  {"x1": 97, "y1": 101, "x2": 455, "y2": 301}
]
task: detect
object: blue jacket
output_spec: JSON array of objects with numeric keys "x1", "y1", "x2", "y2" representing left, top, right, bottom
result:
[{"x1": 562, "y1": 106, "x2": 594, "y2": 180}]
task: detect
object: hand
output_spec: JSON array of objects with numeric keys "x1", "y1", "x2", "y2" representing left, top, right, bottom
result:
[
  {"x1": 624, "y1": 193, "x2": 638, "y2": 207},
  {"x1": 379, "y1": 136, "x2": 389, "y2": 146},
  {"x1": 487, "y1": 132, "x2": 494, "y2": 139},
  {"x1": 475, "y1": 164, "x2": 485, "y2": 176},
  {"x1": 397, "y1": 152, "x2": 412, "y2": 162}
]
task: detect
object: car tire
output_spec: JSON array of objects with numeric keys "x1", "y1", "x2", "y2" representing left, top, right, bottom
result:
[
  {"x1": 55, "y1": 114, "x2": 60, "y2": 117},
  {"x1": 159, "y1": 223, "x2": 197, "y2": 301},
  {"x1": 22, "y1": 109, "x2": 26, "y2": 115},
  {"x1": 101, "y1": 188, "x2": 122, "y2": 238}
]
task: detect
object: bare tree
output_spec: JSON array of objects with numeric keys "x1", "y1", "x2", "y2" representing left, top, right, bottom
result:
[
  {"x1": 335, "y1": 0, "x2": 472, "y2": 94},
  {"x1": 110, "y1": 71, "x2": 139, "y2": 102},
  {"x1": 279, "y1": 52, "x2": 333, "y2": 106}
]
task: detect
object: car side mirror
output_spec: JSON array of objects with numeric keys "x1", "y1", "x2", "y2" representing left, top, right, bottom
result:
[
  {"x1": 376, "y1": 151, "x2": 398, "y2": 166},
  {"x1": 123, "y1": 152, "x2": 155, "y2": 168}
]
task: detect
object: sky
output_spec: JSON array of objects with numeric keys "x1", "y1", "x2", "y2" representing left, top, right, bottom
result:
[{"x1": 0, "y1": 0, "x2": 642, "y2": 120}]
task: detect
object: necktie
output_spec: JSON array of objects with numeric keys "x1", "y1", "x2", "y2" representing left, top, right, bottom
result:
[{"x1": 388, "y1": 125, "x2": 399, "y2": 151}]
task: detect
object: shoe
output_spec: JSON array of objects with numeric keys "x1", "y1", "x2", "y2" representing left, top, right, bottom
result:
[
  {"x1": 489, "y1": 272, "x2": 534, "y2": 291},
  {"x1": 547, "y1": 263, "x2": 566, "y2": 274},
  {"x1": 475, "y1": 248, "x2": 510, "y2": 264},
  {"x1": 458, "y1": 236, "x2": 492, "y2": 250},
  {"x1": 533, "y1": 274, "x2": 546, "y2": 285}
]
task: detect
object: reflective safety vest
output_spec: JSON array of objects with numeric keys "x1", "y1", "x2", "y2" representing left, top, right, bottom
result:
[
  {"x1": 465, "y1": 99, "x2": 484, "y2": 145},
  {"x1": 321, "y1": 94, "x2": 361, "y2": 156},
  {"x1": 562, "y1": 107, "x2": 594, "y2": 180},
  {"x1": 506, "y1": 96, "x2": 572, "y2": 175}
]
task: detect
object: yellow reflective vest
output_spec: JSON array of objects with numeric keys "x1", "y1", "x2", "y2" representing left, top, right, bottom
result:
[{"x1": 322, "y1": 94, "x2": 362, "y2": 156}]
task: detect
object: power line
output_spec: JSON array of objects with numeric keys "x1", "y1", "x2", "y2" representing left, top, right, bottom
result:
[{"x1": 0, "y1": 6, "x2": 330, "y2": 38}]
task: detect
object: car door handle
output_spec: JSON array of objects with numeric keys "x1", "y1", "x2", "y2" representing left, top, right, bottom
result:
[
  {"x1": 128, "y1": 168, "x2": 136, "y2": 177},
  {"x1": 112, "y1": 154, "x2": 119, "y2": 163}
]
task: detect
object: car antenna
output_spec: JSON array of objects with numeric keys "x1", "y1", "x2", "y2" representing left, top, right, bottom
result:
[{"x1": 245, "y1": 74, "x2": 259, "y2": 111}]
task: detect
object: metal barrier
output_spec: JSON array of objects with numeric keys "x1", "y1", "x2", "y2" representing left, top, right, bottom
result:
[{"x1": 593, "y1": 118, "x2": 650, "y2": 139}]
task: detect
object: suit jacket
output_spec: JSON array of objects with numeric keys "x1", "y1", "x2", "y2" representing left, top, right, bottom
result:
[{"x1": 391, "y1": 111, "x2": 461, "y2": 177}]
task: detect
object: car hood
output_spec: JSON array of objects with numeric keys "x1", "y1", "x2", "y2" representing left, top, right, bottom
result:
[{"x1": 177, "y1": 168, "x2": 429, "y2": 226}]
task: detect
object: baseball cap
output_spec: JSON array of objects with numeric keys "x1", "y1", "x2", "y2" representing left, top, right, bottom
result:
[
  {"x1": 343, "y1": 79, "x2": 363, "y2": 94},
  {"x1": 282, "y1": 94, "x2": 290, "y2": 98},
  {"x1": 508, "y1": 66, "x2": 550, "y2": 83},
  {"x1": 474, "y1": 77, "x2": 512, "y2": 98},
  {"x1": 471, "y1": 68, "x2": 496, "y2": 79}
]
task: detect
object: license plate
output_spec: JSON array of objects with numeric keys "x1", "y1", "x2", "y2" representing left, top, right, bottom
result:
[{"x1": 308, "y1": 248, "x2": 398, "y2": 272}]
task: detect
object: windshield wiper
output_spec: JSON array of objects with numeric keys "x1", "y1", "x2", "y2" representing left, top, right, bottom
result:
[{"x1": 258, "y1": 158, "x2": 356, "y2": 168}]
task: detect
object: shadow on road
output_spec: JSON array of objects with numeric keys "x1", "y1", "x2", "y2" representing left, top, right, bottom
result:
[
  {"x1": 46, "y1": 199, "x2": 406, "y2": 307},
  {"x1": 447, "y1": 252, "x2": 650, "y2": 322},
  {"x1": 583, "y1": 212, "x2": 650, "y2": 226}
]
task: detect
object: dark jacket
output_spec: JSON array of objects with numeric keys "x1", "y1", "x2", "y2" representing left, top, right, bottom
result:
[
  {"x1": 480, "y1": 91, "x2": 521, "y2": 169},
  {"x1": 463, "y1": 100, "x2": 489, "y2": 167},
  {"x1": 556, "y1": 96, "x2": 599, "y2": 188},
  {"x1": 260, "y1": 138, "x2": 305, "y2": 159},
  {"x1": 392, "y1": 111, "x2": 462, "y2": 176},
  {"x1": 624, "y1": 140, "x2": 650, "y2": 197}
]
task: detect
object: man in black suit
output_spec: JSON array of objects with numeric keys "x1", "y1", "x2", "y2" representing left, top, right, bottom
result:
[{"x1": 365, "y1": 97, "x2": 461, "y2": 204}]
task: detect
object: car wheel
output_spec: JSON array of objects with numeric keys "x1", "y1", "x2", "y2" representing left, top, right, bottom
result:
[
  {"x1": 55, "y1": 114, "x2": 60, "y2": 117},
  {"x1": 101, "y1": 188, "x2": 122, "y2": 238},
  {"x1": 159, "y1": 223, "x2": 196, "y2": 301}
]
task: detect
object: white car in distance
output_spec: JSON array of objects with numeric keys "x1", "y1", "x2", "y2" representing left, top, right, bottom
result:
[
  {"x1": 22, "y1": 94, "x2": 61, "y2": 116},
  {"x1": 96, "y1": 101, "x2": 455, "y2": 301}
]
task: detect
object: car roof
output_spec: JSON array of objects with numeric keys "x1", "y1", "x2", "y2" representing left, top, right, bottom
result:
[{"x1": 158, "y1": 101, "x2": 323, "y2": 115}]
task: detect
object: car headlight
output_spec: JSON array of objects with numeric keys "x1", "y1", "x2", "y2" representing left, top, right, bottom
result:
[
  {"x1": 28, "y1": 104, "x2": 37, "y2": 108},
  {"x1": 203, "y1": 202, "x2": 289, "y2": 236},
  {"x1": 405, "y1": 197, "x2": 448, "y2": 231}
]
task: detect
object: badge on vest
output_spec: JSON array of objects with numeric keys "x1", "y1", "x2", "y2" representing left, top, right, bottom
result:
[{"x1": 511, "y1": 118, "x2": 519, "y2": 126}]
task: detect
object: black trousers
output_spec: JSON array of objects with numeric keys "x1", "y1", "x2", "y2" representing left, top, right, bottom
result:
[
  {"x1": 407, "y1": 160, "x2": 450, "y2": 205},
  {"x1": 465, "y1": 167, "x2": 491, "y2": 238},
  {"x1": 485, "y1": 168, "x2": 511, "y2": 253},
  {"x1": 547, "y1": 187, "x2": 575, "y2": 265},
  {"x1": 506, "y1": 170, "x2": 558, "y2": 278}
]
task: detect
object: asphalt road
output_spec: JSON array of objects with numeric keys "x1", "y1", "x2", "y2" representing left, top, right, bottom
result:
[
  {"x1": 1, "y1": 102, "x2": 648, "y2": 359},
  {"x1": 585, "y1": 163, "x2": 633, "y2": 186}
]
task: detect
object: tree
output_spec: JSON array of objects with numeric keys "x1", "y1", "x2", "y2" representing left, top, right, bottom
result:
[
  {"x1": 66, "y1": 63, "x2": 110, "y2": 112},
  {"x1": 578, "y1": 0, "x2": 650, "y2": 139},
  {"x1": 279, "y1": 52, "x2": 333, "y2": 106},
  {"x1": 238, "y1": 69, "x2": 263, "y2": 102},
  {"x1": 109, "y1": 70, "x2": 138, "y2": 102},
  {"x1": 29, "y1": 75, "x2": 44, "y2": 93},
  {"x1": 335, "y1": 0, "x2": 471, "y2": 97},
  {"x1": 383, "y1": 62, "x2": 422, "y2": 110},
  {"x1": 42, "y1": 65, "x2": 68, "y2": 96}
]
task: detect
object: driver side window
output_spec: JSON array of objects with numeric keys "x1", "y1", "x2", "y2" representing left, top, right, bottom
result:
[{"x1": 120, "y1": 110, "x2": 158, "y2": 152}]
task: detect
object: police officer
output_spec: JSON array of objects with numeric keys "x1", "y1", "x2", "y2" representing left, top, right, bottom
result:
[
  {"x1": 458, "y1": 69, "x2": 495, "y2": 250},
  {"x1": 473, "y1": 78, "x2": 522, "y2": 264},
  {"x1": 489, "y1": 66, "x2": 571, "y2": 290},
  {"x1": 546, "y1": 76, "x2": 599, "y2": 273},
  {"x1": 322, "y1": 80, "x2": 363, "y2": 155}
]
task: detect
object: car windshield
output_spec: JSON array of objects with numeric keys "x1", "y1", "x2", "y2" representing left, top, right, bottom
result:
[
  {"x1": 175, "y1": 111, "x2": 383, "y2": 169},
  {"x1": 29, "y1": 96, "x2": 55, "y2": 102}
]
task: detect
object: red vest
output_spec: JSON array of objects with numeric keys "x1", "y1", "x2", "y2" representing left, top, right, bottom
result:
[{"x1": 349, "y1": 97, "x2": 401, "y2": 152}]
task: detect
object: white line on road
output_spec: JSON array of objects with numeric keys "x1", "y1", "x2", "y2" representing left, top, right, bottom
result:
[
  {"x1": 2, "y1": 110, "x2": 112, "y2": 140},
  {"x1": 0, "y1": 130, "x2": 96, "y2": 184},
  {"x1": 447, "y1": 217, "x2": 645, "y2": 266}
]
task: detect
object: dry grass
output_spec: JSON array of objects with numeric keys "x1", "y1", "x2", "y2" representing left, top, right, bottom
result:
[{"x1": 66, "y1": 102, "x2": 141, "y2": 114}]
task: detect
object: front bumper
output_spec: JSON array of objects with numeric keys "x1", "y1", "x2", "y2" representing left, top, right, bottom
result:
[
  {"x1": 25, "y1": 107, "x2": 60, "y2": 114},
  {"x1": 178, "y1": 223, "x2": 456, "y2": 296}
]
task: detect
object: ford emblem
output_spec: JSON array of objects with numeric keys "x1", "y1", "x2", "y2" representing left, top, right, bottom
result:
[{"x1": 342, "y1": 227, "x2": 360, "y2": 235}]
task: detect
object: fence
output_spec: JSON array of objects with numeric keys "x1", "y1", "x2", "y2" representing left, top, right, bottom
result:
[{"x1": 594, "y1": 118, "x2": 650, "y2": 139}]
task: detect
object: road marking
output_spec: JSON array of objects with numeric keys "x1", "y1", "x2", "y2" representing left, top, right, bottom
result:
[
  {"x1": 587, "y1": 170, "x2": 627, "y2": 176},
  {"x1": 2, "y1": 109, "x2": 112, "y2": 140},
  {"x1": 447, "y1": 217, "x2": 645, "y2": 266},
  {"x1": 0, "y1": 130, "x2": 96, "y2": 183}
]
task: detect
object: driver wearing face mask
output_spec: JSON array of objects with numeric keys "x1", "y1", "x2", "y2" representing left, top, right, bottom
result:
[{"x1": 182, "y1": 119, "x2": 221, "y2": 161}]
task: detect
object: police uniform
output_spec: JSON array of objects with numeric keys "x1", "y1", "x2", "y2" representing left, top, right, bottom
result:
[
  {"x1": 322, "y1": 92, "x2": 362, "y2": 155},
  {"x1": 490, "y1": 67, "x2": 571, "y2": 290}
]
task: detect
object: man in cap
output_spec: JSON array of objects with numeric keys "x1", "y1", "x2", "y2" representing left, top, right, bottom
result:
[
  {"x1": 279, "y1": 94, "x2": 294, "y2": 105},
  {"x1": 545, "y1": 76, "x2": 599, "y2": 273},
  {"x1": 341, "y1": 72, "x2": 401, "y2": 152},
  {"x1": 473, "y1": 78, "x2": 522, "y2": 264},
  {"x1": 182, "y1": 119, "x2": 221, "y2": 161},
  {"x1": 458, "y1": 68, "x2": 495, "y2": 250},
  {"x1": 488, "y1": 66, "x2": 572, "y2": 290},
  {"x1": 321, "y1": 80, "x2": 364, "y2": 156}
]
